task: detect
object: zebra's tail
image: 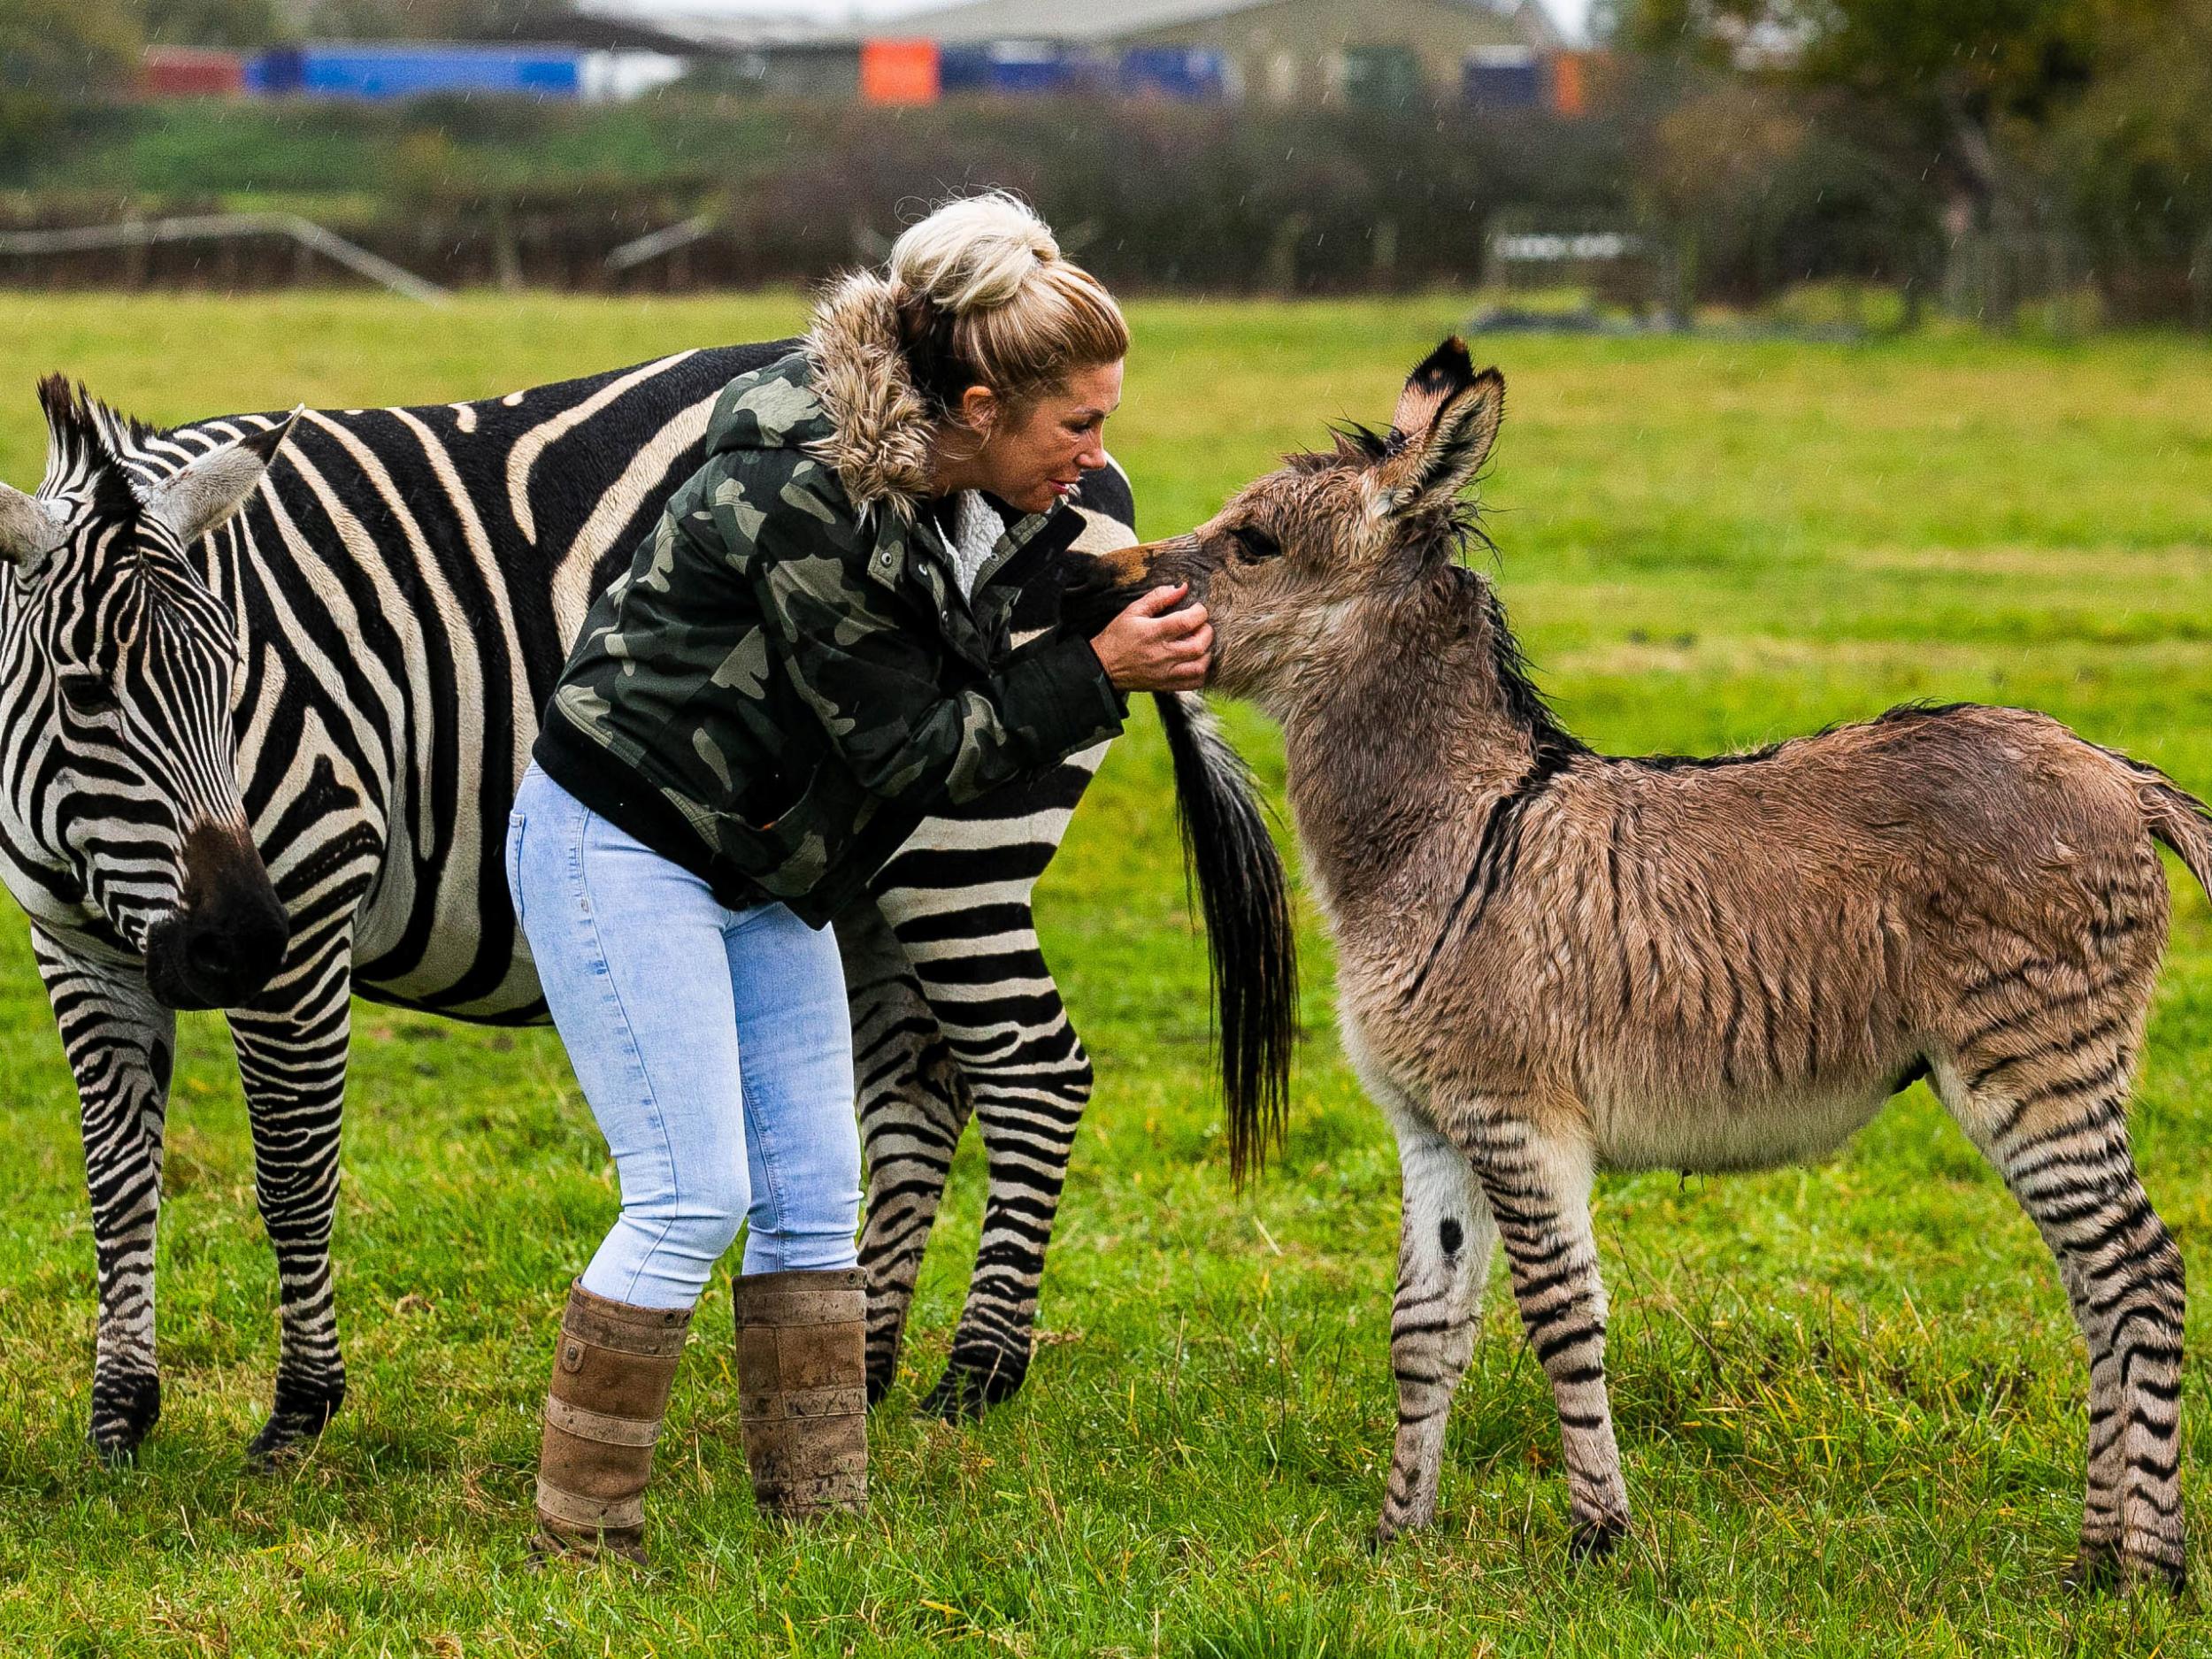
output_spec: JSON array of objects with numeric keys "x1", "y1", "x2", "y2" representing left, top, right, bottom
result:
[{"x1": 1156, "y1": 689, "x2": 1298, "y2": 1183}]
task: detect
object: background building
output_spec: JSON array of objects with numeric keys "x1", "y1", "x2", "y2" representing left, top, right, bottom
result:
[{"x1": 888, "y1": 0, "x2": 1563, "y2": 108}]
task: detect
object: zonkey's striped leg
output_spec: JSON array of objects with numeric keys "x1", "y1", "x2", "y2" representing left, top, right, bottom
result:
[
  {"x1": 227, "y1": 943, "x2": 355, "y2": 1464},
  {"x1": 1940, "y1": 1043, "x2": 2187, "y2": 1589},
  {"x1": 1459, "y1": 1109, "x2": 1629, "y2": 1557},
  {"x1": 1374, "y1": 1109, "x2": 1494, "y2": 1543},
  {"x1": 33, "y1": 930, "x2": 176, "y2": 1463},
  {"x1": 843, "y1": 902, "x2": 974, "y2": 1405}
]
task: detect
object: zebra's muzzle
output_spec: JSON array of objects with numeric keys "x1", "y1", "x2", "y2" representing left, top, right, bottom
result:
[
  {"x1": 143, "y1": 824, "x2": 290, "y2": 1010},
  {"x1": 1058, "y1": 537, "x2": 1208, "y2": 637}
]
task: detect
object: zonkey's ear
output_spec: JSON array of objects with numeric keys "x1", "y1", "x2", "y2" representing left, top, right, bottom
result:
[
  {"x1": 1375, "y1": 340, "x2": 1503, "y2": 518},
  {"x1": 0, "y1": 482, "x2": 62, "y2": 568},
  {"x1": 142, "y1": 411, "x2": 301, "y2": 547}
]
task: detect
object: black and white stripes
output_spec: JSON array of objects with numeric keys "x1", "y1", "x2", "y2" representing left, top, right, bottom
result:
[{"x1": 0, "y1": 344, "x2": 1155, "y2": 1459}]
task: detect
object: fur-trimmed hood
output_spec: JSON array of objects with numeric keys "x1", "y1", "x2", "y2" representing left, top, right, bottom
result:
[{"x1": 801, "y1": 269, "x2": 935, "y2": 523}]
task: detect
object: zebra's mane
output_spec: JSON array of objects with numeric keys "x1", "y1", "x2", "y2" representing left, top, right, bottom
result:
[
  {"x1": 39, "y1": 375, "x2": 160, "y2": 466},
  {"x1": 34, "y1": 377, "x2": 183, "y2": 522}
]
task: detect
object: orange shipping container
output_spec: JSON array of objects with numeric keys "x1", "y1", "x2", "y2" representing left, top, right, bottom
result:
[
  {"x1": 1549, "y1": 50, "x2": 1588, "y2": 118},
  {"x1": 861, "y1": 39, "x2": 939, "y2": 105}
]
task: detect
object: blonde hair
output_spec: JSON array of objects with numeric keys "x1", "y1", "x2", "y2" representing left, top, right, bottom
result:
[{"x1": 886, "y1": 192, "x2": 1129, "y2": 419}]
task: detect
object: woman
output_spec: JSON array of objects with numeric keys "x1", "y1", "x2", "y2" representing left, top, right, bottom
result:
[{"x1": 505, "y1": 193, "x2": 1208, "y2": 1561}]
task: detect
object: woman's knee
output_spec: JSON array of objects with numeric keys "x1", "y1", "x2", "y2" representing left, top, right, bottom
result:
[
  {"x1": 741, "y1": 1167, "x2": 860, "y2": 1272},
  {"x1": 625, "y1": 1148, "x2": 751, "y2": 1251}
]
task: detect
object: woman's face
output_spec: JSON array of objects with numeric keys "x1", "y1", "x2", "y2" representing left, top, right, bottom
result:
[{"x1": 964, "y1": 360, "x2": 1125, "y2": 515}]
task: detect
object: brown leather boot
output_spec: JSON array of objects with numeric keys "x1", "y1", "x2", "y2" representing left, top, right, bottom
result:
[
  {"x1": 533, "y1": 1282, "x2": 692, "y2": 1563},
  {"x1": 733, "y1": 1268, "x2": 868, "y2": 1519}
]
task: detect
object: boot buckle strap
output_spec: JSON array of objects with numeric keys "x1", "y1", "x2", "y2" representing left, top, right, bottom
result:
[
  {"x1": 563, "y1": 1303, "x2": 690, "y2": 1358},
  {"x1": 740, "y1": 1384, "x2": 866, "y2": 1420},
  {"x1": 736, "y1": 1288, "x2": 867, "y2": 1326},
  {"x1": 535, "y1": 1479, "x2": 647, "y2": 1532},
  {"x1": 544, "y1": 1395, "x2": 662, "y2": 1448}
]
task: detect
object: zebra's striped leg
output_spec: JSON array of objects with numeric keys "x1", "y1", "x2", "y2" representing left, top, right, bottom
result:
[
  {"x1": 858, "y1": 757, "x2": 1105, "y2": 1420},
  {"x1": 1458, "y1": 1110, "x2": 1628, "y2": 1558},
  {"x1": 1373, "y1": 1111, "x2": 1494, "y2": 1545},
  {"x1": 841, "y1": 904, "x2": 975, "y2": 1405},
  {"x1": 856, "y1": 858, "x2": 1094, "y2": 1421},
  {"x1": 32, "y1": 931, "x2": 176, "y2": 1463},
  {"x1": 921, "y1": 1014, "x2": 1093, "y2": 1419},
  {"x1": 227, "y1": 964, "x2": 353, "y2": 1465},
  {"x1": 1941, "y1": 1054, "x2": 2186, "y2": 1590}
]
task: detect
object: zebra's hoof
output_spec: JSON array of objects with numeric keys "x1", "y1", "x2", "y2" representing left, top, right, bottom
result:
[
  {"x1": 243, "y1": 1418, "x2": 316, "y2": 1471},
  {"x1": 918, "y1": 1353, "x2": 1026, "y2": 1421},
  {"x1": 88, "y1": 1373, "x2": 162, "y2": 1467},
  {"x1": 917, "y1": 1369, "x2": 989, "y2": 1422},
  {"x1": 1568, "y1": 1512, "x2": 1627, "y2": 1563},
  {"x1": 88, "y1": 1425, "x2": 152, "y2": 1468},
  {"x1": 244, "y1": 1381, "x2": 345, "y2": 1470}
]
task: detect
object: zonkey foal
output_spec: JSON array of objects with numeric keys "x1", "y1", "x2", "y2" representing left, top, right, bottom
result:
[{"x1": 1074, "y1": 341, "x2": 2210, "y2": 1587}]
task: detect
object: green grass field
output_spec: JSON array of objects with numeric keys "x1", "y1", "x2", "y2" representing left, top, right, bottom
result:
[{"x1": 1, "y1": 294, "x2": 2210, "y2": 1655}]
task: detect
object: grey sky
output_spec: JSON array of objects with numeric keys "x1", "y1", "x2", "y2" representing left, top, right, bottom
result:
[{"x1": 590, "y1": 0, "x2": 1591, "y2": 46}]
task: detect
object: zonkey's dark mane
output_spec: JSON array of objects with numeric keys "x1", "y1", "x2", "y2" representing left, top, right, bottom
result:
[
  {"x1": 1394, "y1": 562, "x2": 1586, "y2": 1005},
  {"x1": 1286, "y1": 420, "x2": 1415, "y2": 474},
  {"x1": 1459, "y1": 566, "x2": 1586, "y2": 770}
]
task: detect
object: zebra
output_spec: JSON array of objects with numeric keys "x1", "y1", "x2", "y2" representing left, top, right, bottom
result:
[{"x1": 0, "y1": 347, "x2": 1294, "y2": 1463}]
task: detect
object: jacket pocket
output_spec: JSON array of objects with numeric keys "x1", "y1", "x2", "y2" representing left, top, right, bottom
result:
[
  {"x1": 710, "y1": 764, "x2": 834, "y2": 896},
  {"x1": 726, "y1": 760, "x2": 818, "y2": 834}
]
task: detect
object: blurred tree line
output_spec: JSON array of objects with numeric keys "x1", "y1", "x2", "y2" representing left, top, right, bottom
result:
[
  {"x1": 5, "y1": 0, "x2": 2209, "y2": 319},
  {"x1": 1604, "y1": 0, "x2": 2212, "y2": 320},
  {"x1": 0, "y1": 96, "x2": 1626, "y2": 294}
]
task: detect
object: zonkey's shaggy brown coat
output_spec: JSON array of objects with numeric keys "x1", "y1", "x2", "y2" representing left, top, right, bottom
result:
[{"x1": 1073, "y1": 340, "x2": 2212, "y2": 1589}]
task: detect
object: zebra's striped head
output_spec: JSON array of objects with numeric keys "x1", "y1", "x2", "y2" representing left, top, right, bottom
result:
[{"x1": 0, "y1": 378, "x2": 296, "y2": 1010}]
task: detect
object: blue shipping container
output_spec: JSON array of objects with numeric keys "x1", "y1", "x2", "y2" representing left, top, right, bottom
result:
[
  {"x1": 1463, "y1": 47, "x2": 1541, "y2": 110},
  {"x1": 242, "y1": 50, "x2": 288, "y2": 94},
  {"x1": 937, "y1": 45, "x2": 992, "y2": 93},
  {"x1": 1118, "y1": 47, "x2": 1225, "y2": 102},
  {"x1": 248, "y1": 43, "x2": 582, "y2": 102},
  {"x1": 937, "y1": 42, "x2": 1105, "y2": 96}
]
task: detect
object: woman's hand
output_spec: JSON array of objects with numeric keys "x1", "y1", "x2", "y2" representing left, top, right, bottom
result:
[{"x1": 1090, "y1": 584, "x2": 1211, "y2": 693}]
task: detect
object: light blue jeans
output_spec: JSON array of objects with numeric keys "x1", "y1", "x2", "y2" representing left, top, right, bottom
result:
[{"x1": 505, "y1": 761, "x2": 862, "y2": 1310}]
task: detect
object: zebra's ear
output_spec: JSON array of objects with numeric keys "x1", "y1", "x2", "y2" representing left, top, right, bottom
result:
[
  {"x1": 142, "y1": 410, "x2": 301, "y2": 547},
  {"x1": 0, "y1": 481, "x2": 63, "y2": 569}
]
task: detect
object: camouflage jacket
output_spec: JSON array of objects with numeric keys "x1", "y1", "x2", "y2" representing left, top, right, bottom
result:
[{"x1": 534, "y1": 286, "x2": 1127, "y2": 928}]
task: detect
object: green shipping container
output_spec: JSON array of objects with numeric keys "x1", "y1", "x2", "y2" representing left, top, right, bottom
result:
[{"x1": 1341, "y1": 44, "x2": 1423, "y2": 111}]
